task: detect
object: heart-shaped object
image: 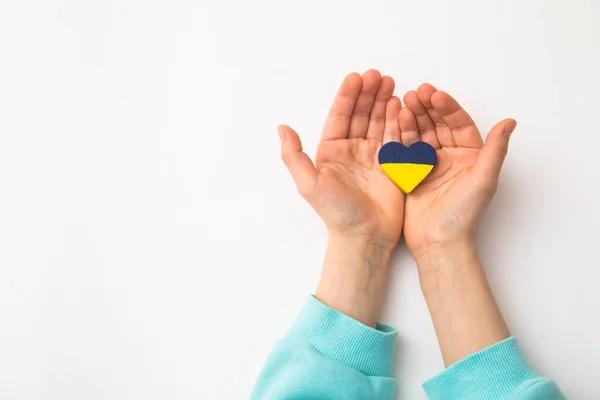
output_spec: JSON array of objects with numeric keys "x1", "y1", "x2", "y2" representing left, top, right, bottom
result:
[{"x1": 378, "y1": 142, "x2": 437, "y2": 194}]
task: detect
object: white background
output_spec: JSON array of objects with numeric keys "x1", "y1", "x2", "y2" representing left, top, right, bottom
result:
[{"x1": 0, "y1": 0, "x2": 598, "y2": 399}]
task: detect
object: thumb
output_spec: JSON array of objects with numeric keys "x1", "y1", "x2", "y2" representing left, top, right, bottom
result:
[
  {"x1": 474, "y1": 118, "x2": 517, "y2": 187},
  {"x1": 278, "y1": 125, "x2": 318, "y2": 197}
]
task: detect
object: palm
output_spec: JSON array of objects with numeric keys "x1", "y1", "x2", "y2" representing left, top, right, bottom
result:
[
  {"x1": 399, "y1": 84, "x2": 515, "y2": 254},
  {"x1": 405, "y1": 147, "x2": 480, "y2": 251},
  {"x1": 313, "y1": 138, "x2": 404, "y2": 242},
  {"x1": 279, "y1": 71, "x2": 405, "y2": 245}
]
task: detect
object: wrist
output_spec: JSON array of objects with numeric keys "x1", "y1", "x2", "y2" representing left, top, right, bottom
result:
[
  {"x1": 412, "y1": 241, "x2": 478, "y2": 275},
  {"x1": 329, "y1": 232, "x2": 397, "y2": 260},
  {"x1": 416, "y1": 243, "x2": 482, "y2": 301},
  {"x1": 327, "y1": 231, "x2": 398, "y2": 255},
  {"x1": 314, "y1": 233, "x2": 394, "y2": 328}
]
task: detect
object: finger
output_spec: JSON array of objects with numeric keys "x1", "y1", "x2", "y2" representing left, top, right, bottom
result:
[
  {"x1": 383, "y1": 96, "x2": 402, "y2": 143},
  {"x1": 321, "y1": 72, "x2": 363, "y2": 141},
  {"x1": 430, "y1": 90, "x2": 483, "y2": 148},
  {"x1": 417, "y1": 83, "x2": 456, "y2": 148},
  {"x1": 279, "y1": 125, "x2": 318, "y2": 198},
  {"x1": 416, "y1": 82, "x2": 436, "y2": 108},
  {"x1": 366, "y1": 76, "x2": 395, "y2": 141},
  {"x1": 474, "y1": 119, "x2": 517, "y2": 192},
  {"x1": 348, "y1": 69, "x2": 382, "y2": 139},
  {"x1": 403, "y1": 90, "x2": 441, "y2": 149},
  {"x1": 399, "y1": 107, "x2": 420, "y2": 145}
]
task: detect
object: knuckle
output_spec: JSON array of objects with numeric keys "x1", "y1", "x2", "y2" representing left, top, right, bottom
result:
[
  {"x1": 494, "y1": 142, "x2": 509, "y2": 158},
  {"x1": 497, "y1": 147, "x2": 509, "y2": 158},
  {"x1": 296, "y1": 183, "x2": 313, "y2": 199},
  {"x1": 474, "y1": 176, "x2": 498, "y2": 195}
]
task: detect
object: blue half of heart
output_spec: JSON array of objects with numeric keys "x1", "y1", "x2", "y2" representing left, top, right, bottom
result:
[{"x1": 378, "y1": 141, "x2": 436, "y2": 165}]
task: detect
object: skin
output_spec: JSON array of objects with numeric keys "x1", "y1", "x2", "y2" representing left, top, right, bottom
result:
[{"x1": 278, "y1": 72, "x2": 516, "y2": 366}]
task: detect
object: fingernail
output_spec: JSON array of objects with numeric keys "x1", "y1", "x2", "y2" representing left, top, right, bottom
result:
[
  {"x1": 277, "y1": 127, "x2": 286, "y2": 140},
  {"x1": 504, "y1": 120, "x2": 517, "y2": 135}
]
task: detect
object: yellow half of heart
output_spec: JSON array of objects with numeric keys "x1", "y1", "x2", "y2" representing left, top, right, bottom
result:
[{"x1": 380, "y1": 163, "x2": 434, "y2": 194}]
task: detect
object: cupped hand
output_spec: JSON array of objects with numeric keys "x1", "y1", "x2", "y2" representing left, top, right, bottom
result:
[
  {"x1": 399, "y1": 84, "x2": 516, "y2": 258},
  {"x1": 278, "y1": 70, "x2": 405, "y2": 247}
]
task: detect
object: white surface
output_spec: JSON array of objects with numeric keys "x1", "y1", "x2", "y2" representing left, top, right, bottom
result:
[{"x1": 0, "y1": 0, "x2": 598, "y2": 399}]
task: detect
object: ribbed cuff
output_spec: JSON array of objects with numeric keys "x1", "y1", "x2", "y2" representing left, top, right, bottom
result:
[
  {"x1": 285, "y1": 296, "x2": 397, "y2": 377},
  {"x1": 423, "y1": 337, "x2": 547, "y2": 400}
]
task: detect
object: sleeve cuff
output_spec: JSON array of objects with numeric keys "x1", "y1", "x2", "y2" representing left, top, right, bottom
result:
[
  {"x1": 285, "y1": 296, "x2": 397, "y2": 377},
  {"x1": 423, "y1": 337, "x2": 548, "y2": 399}
]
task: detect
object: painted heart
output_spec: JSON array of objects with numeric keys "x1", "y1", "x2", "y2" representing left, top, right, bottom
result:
[{"x1": 378, "y1": 141, "x2": 437, "y2": 194}]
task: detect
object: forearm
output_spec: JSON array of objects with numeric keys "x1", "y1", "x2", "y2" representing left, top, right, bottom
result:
[
  {"x1": 415, "y1": 243, "x2": 510, "y2": 367},
  {"x1": 315, "y1": 234, "x2": 394, "y2": 328},
  {"x1": 251, "y1": 236, "x2": 399, "y2": 400},
  {"x1": 252, "y1": 235, "x2": 398, "y2": 399}
]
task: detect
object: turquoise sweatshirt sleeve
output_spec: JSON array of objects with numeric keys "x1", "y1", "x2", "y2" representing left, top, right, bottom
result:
[
  {"x1": 251, "y1": 296, "x2": 398, "y2": 399},
  {"x1": 424, "y1": 337, "x2": 566, "y2": 400},
  {"x1": 251, "y1": 297, "x2": 565, "y2": 400}
]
